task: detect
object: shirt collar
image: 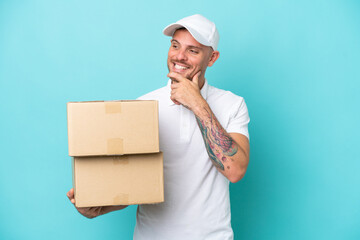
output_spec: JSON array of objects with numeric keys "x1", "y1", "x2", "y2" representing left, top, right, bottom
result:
[{"x1": 166, "y1": 79, "x2": 209, "y2": 106}]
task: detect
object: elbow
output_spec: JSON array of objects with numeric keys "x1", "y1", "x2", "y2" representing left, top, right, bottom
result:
[
  {"x1": 228, "y1": 153, "x2": 249, "y2": 183},
  {"x1": 228, "y1": 168, "x2": 247, "y2": 183},
  {"x1": 228, "y1": 174, "x2": 244, "y2": 184}
]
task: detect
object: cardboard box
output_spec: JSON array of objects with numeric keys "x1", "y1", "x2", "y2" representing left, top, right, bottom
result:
[
  {"x1": 73, "y1": 152, "x2": 164, "y2": 207},
  {"x1": 67, "y1": 100, "x2": 159, "y2": 156}
]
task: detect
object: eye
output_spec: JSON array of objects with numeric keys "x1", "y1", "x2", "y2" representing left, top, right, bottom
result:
[
  {"x1": 172, "y1": 43, "x2": 179, "y2": 49},
  {"x1": 190, "y1": 49, "x2": 199, "y2": 54}
]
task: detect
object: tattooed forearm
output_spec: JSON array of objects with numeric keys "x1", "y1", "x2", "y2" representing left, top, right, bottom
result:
[
  {"x1": 196, "y1": 116, "x2": 225, "y2": 170},
  {"x1": 196, "y1": 108, "x2": 238, "y2": 171}
]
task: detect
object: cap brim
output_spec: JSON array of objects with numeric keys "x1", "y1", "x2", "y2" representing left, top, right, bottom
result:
[
  {"x1": 163, "y1": 23, "x2": 211, "y2": 48},
  {"x1": 163, "y1": 23, "x2": 184, "y2": 36}
]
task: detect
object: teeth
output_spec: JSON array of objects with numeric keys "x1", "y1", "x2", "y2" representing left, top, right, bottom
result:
[{"x1": 174, "y1": 64, "x2": 188, "y2": 70}]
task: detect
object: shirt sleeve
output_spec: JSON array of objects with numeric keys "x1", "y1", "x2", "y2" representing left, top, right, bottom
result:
[{"x1": 226, "y1": 97, "x2": 250, "y2": 140}]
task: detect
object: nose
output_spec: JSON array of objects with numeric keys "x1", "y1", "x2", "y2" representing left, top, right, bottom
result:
[{"x1": 176, "y1": 49, "x2": 188, "y2": 62}]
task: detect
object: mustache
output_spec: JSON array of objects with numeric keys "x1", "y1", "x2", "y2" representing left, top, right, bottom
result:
[{"x1": 172, "y1": 60, "x2": 191, "y2": 67}]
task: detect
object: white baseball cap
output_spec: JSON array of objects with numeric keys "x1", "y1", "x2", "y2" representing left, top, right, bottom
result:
[{"x1": 163, "y1": 14, "x2": 219, "y2": 51}]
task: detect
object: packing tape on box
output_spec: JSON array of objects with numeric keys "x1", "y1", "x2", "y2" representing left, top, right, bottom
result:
[
  {"x1": 113, "y1": 193, "x2": 129, "y2": 205},
  {"x1": 105, "y1": 102, "x2": 122, "y2": 114},
  {"x1": 107, "y1": 138, "x2": 123, "y2": 154},
  {"x1": 112, "y1": 156, "x2": 129, "y2": 165}
]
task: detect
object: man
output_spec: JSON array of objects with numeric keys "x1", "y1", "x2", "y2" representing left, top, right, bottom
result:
[{"x1": 67, "y1": 14, "x2": 250, "y2": 240}]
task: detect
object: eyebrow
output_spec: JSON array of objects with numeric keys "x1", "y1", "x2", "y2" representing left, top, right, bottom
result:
[{"x1": 171, "y1": 39, "x2": 202, "y2": 50}]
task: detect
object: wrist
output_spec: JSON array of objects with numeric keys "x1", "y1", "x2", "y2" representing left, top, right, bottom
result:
[{"x1": 192, "y1": 99, "x2": 209, "y2": 118}]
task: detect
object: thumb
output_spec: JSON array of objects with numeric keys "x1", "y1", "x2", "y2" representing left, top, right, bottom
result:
[{"x1": 192, "y1": 71, "x2": 201, "y2": 85}]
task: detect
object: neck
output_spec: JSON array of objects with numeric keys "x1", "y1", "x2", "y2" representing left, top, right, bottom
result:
[{"x1": 198, "y1": 77, "x2": 205, "y2": 89}]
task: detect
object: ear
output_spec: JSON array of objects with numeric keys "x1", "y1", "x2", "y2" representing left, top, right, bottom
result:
[{"x1": 207, "y1": 51, "x2": 220, "y2": 67}]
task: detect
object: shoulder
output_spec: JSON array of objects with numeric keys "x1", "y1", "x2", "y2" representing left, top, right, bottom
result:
[
  {"x1": 207, "y1": 85, "x2": 246, "y2": 107},
  {"x1": 207, "y1": 84, "x2": 250, "y2": 137},
  {"x1": 207, "y1": 84, "x2": 249, "y2": 124}
]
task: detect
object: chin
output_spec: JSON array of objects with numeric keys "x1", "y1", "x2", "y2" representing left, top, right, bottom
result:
[{"x1": 178, "y1": 70, "x2": 193, "y2": 79}]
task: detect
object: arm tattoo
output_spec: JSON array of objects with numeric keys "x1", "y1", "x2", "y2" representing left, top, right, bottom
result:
[{"x1": 196, "y1": 108, "x2": 238, "y2": 171}]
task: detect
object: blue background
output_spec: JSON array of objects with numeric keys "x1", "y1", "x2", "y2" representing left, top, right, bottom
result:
[{"x1": 1, "y1": 0, "x2": 359, "y2": 239}]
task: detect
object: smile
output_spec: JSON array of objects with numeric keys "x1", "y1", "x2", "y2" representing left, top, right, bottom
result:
[{"x1": 174, "y1": 63, "x2": 189, "y2": 70}]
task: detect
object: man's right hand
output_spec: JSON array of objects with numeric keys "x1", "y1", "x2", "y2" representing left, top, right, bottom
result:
[
  {"x1": 67, "y1": 188, "x2": 128, "y2": 219},
  {"x1": 67, "y1": 188, "x2": 103, "y2": 219}
]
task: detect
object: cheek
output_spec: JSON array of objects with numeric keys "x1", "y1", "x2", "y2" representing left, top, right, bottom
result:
[
  {"x1": 193, "y1": 55, "x2": 208, "y2": 68},
  {"x1": 167, "y1": 50, "x2": 174, "y2": 59},
  {"x1": 197, "y1": 60, "x2": 208, "y2": 69},
  {"x1": 187, "y1": 57, "x2": 200, "y2": 67}
]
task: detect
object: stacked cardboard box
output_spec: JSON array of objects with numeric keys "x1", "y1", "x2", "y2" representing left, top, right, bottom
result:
[{"x1": 67, "y1": 100, "x2": 164, "y2": 208}]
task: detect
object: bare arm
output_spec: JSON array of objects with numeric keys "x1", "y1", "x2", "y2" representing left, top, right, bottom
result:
[
  {"x1": 168, "y1": 71, "x2": 250, "y2": 182},
  {"x1": 194, "y1": 103, "x2": 250, "y2": 183},
  {"x1": 67, "y1": 188, "x2": 128, "y2": 219}
]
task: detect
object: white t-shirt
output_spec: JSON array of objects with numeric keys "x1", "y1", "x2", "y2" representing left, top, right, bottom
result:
[{"x1": 134, "y1": 80, "x2": 250, "y2": 240}]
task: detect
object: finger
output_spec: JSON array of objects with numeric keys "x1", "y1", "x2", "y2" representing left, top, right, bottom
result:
[
  {"x1": 192, "y1": 71, "x2": 201, "y2": 85},
  {"x1": 170, "y1": 90, "x2": 179, "y2": 100},
  {"x1": 168, "y1": 72, "x2": 186, "y2": 82},
  {"x1": 67, "y1": 188, "x2": 74, "y2": 199},
  {"x1": 170, "y1": 96, "x2": 181, "y2": 105},
  {"x1": 67, "y1": 188, "x2": 77, "y2": 205},
  {"x1": 170, "y1": 82, "x2": 178, "y2": 89}
]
